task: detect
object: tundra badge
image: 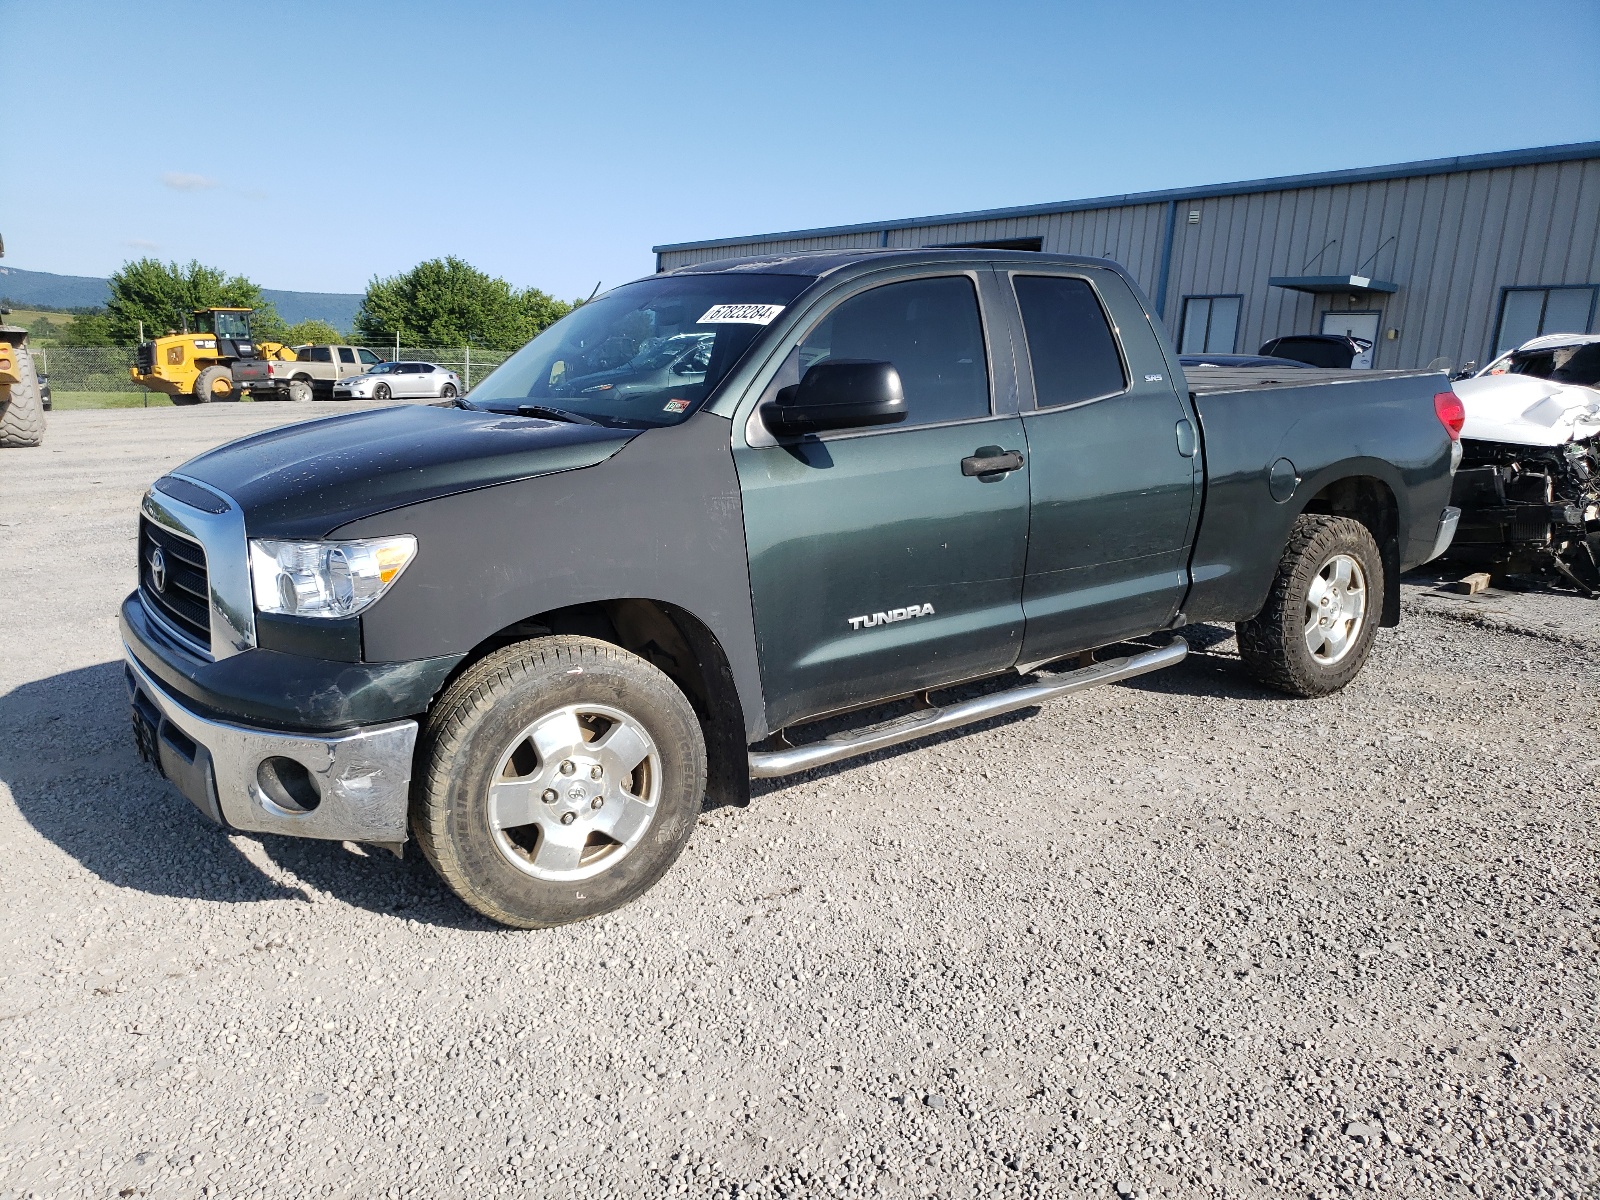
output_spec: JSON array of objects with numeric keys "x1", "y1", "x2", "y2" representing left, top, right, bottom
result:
[{"x1": 848, "y1": 603, "x2": 935, "y2": 631}]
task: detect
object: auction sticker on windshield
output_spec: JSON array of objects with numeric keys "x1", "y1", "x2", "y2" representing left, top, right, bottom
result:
[{"x1": 698, "y1": 303, "x2": 785, "y2": 325}]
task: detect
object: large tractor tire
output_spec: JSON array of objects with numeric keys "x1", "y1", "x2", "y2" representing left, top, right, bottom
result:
[
  {"x1": 0, "y1": 346, "x2": 46, "y2": 448},
  {"x1": 188, "y1": 365, "x2": 234, "y2": 404}
]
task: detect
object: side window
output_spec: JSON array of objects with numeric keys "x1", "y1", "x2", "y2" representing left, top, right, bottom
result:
[
  {"x1": 308, "y1": 346, "x2": 333, "y2": 363},
  {"x1": 358, "y1": 348, "x2": 381, "y2": 365},
  {"x1": 799, "y1": 276, "x2": 989, "y2": 427},
  {"x1": 1013, "y1": 275, "x2": 1127, "y2": 408},
  {"x1": 338, "y1": 347, "x2": 357, "y2": 364}
]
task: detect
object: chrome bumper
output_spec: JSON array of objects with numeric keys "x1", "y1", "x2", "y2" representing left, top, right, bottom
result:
[
  {"x1": 1426, "y1": 505, "x2": 1461, "y2": 563},
  {"x1": 124, "y1": 646, "x2": 417, "y2": 845}
]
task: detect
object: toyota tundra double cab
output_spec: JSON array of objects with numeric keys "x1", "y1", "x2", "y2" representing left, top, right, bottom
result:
[{"x1": 123, "y1": 250, "x2": 1463, "y2": 928}]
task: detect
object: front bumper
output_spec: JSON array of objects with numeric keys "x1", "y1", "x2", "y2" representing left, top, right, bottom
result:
[{"x1": 126, "y1": 646, "x2": 418, "y2": 844}]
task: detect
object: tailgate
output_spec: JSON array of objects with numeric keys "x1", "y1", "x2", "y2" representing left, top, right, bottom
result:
[{"x1": 233, "y1": 361, "x2": 274, "y2": 383}]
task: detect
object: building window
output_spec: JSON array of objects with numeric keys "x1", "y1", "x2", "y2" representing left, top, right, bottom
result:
[
  {"x1": 1178, "y1": 295, "x2": 1242, "y2": 355},
  {"x1": 1494, "y1": 285, "x2": 1598, "y2": 354}
]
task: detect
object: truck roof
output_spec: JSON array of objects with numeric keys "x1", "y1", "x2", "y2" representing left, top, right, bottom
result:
[{"x1": 658, "y1": 247, "x2": 1120, "y2": 279}]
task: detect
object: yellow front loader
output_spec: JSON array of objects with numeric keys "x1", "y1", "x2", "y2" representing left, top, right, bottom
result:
[
  {"x1": 130, "y1": 307, "x2": 296, "y2": 404},
  {"x1": 0, "y1": 320, "x2": 46, "y2": 447}
]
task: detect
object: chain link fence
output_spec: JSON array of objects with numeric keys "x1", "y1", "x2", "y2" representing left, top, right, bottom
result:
[{"x1": 30, "y1": 345, "x2": 517, "y2": 398}]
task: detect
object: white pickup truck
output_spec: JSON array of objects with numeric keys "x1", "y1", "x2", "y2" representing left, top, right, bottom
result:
[{"x1": 233, "y1": 345, "x2": 385, "y2": 402}]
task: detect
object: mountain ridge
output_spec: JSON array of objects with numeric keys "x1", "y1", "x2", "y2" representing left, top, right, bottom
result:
[{"x1": 0, "y1": 265, "x2": 363, "y2": 329}]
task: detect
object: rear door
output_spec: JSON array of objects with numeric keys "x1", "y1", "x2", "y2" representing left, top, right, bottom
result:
[
  {"x1": 1004, "y1": 268, "x2": 1200, "y2": 666},
  {"x1": 735, "y1": 269, "x2": 1030, "y2": 730},
  {"x1": 337, "y1": 346, "x2": 361, "y2": 381}
]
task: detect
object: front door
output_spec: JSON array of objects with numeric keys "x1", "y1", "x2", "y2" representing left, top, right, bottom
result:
[
  {"x1": 736, "y1": 272, "x2": 1030, "y2": 731},
  {"x1": 1321, "y1": 311, "x2": 1380, "y2": 368},
  {"x1": 1006, "y1": 269, "x2": 1200, "y2": 666}
]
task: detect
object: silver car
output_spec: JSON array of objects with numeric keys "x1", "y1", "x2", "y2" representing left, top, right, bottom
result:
[{"x1": 333, "y1": 360, "x2": 463, "y2": 402}]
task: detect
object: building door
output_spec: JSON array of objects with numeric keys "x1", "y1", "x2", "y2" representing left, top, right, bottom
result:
[{"x1": 1321, "y1": 311, "x2": 1380, "y2": 369}]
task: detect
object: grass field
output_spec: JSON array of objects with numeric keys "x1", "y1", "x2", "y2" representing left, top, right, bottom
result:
[{"x1": 2, "y1": 308, "x2": 77, "y2": 339}]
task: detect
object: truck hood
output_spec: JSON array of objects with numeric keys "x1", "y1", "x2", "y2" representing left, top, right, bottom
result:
[
  {"x1": 178, "y1": 403, "x2": 639, "y2": 538},
  {"x1": 1453, "y1": 374, "x2": 1600, "y2": 447}
]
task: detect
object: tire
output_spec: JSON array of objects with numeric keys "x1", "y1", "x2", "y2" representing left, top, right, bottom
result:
[
  {"x1": 414, "y1": 636, "x2": 706, "y2": 929},
  {"x1": 192, "y1": 365, "x2": 233, "y2": 403},
  {"x1": 373, "y1": 382, "x2": 391, "y2": 403},
  {"x1": 440, "y1": 382, "x2": 457, "y2": 399},
  {"x1": 0, "y1": 347, "x2": 46, "y2": 448},
  {"x1": 1236, "y1": 514, "x2": 1384, "y2": 698},
  {"x1": 287, "y1": 379, "x2": 314, "y2": 404}
]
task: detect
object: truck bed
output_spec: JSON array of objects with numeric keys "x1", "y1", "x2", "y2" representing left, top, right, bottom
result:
[{"x1": 1183, "y1": 365, "x2": 1441, "y2": 395}]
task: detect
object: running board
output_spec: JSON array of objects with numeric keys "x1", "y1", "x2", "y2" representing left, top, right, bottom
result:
[{"x1": 748, "y1": 638, "x2": 1188, "y2": 779}]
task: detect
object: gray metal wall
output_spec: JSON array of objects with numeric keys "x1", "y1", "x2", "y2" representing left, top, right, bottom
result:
[{"x1": 656, "y1": 155, "x2": 1600, "y2": 371}]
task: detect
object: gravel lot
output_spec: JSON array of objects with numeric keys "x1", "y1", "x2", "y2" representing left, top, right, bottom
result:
[{"x1": 1, "y1": 406, "x2": 1597, "y2": 1200}]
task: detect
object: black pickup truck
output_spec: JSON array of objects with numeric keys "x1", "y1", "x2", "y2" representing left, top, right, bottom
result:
[{"x1": 123, "y1": 249, "x2": 1463, "y2": 928}]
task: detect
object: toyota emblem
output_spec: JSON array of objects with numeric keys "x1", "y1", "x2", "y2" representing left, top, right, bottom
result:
[{"x1": 149, "y1": 547, "x2": 168, "y2": 594}]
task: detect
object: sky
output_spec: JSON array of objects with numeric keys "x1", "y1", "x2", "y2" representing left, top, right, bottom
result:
[{"x1": 3, "y1": 0, "x2": 1597, "y2": 302}]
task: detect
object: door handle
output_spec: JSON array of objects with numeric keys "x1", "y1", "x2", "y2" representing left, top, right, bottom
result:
[{"x1": 961, "y1": 448, "x2": 1025, "y2": 477}]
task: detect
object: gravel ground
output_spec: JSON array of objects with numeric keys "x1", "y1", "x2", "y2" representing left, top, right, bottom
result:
[{"x1": 1, "y1": 407, "x2": 1597, "y2": 1200}]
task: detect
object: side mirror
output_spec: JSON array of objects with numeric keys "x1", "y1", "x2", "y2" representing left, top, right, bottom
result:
[{"x1": 760, "y1": 359, "x2": 907, "y2": 436}]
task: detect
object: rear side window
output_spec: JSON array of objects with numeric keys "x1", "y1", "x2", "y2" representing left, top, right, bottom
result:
[
  {"x1": 308, "y1": 346, "x2": 333, "y2": 363},
  {"x1": 338, "y1": 347, "x2": 356, "y2": 363},
  {"x1": 1013, "y1": 275, "x2": 1127, "y2": 408},
  {"x1": 799, "y1": 276, "x2": 989, "y2": 427}
]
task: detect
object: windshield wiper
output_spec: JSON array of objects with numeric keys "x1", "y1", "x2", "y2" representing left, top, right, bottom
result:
[{"x1": 516, "y1": 403, "x2": 601, "y2": 426}]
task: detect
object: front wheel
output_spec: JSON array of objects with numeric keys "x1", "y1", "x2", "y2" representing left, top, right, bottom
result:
[
  {"x1": 1236, "y1": 514, "x2": 1383, "y2": 697},
  {"x1": 373, "y1": 382, "x2": 391, "y2": 403},
  {"x1": 413, "y1": 636, "x2": 706, "y2": 928},
  {"x1": 192, "y1": 365, "x2": 233, "y2": 404}
]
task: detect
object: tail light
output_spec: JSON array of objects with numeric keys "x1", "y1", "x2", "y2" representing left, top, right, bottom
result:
[{"x1": 1433, "y1": 391, "x2": 1465, "y2": 440}]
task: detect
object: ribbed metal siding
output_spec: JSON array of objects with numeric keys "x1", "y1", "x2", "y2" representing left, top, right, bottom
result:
[{"x1": 658, "y1": 156, "x2": 1599, "y2": 370}]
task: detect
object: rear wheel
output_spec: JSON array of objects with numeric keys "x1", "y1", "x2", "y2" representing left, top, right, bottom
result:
[
  {"x1": 440, "y1": 382, "x2": 457, "y2": 399},
  {"x1": 192, "y1": 365, "x2": 233, "y2": 404},
  {"x1": 0, "y1": 346, "x2": 46, "y2": 448},
  {"x1": 414, "y1": 636, "x2": 706, "y2": 929},
  {"x1": 1237, "y1": 514, "x2": 1383, "y2": 697},
  {"x1": 287, "y1": 379, "x2": 314, "y2": 403},
  {"x1": 373, "y1": 382, "x2": 391, "y2": 403}
]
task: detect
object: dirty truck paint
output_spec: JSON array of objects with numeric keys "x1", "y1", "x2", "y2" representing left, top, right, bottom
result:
[{"x1": 735, "y1": 416, "x2": 1030, "y2": 732}]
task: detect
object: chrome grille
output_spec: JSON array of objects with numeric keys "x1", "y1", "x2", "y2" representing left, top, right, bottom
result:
[{"x1": 139, "y1": 517, "x2": 211, "y2": 651}]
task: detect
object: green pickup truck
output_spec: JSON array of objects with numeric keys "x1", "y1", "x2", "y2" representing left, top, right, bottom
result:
[{"x1": 123, "y1": 249, "x2": 1463, "y2": 928}]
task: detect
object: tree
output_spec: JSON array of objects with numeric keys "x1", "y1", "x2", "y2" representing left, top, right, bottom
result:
[
  {"x1": 282, "y1": 319, "x2": 343, "y2": 346},
  {"x1": 354, "y1": 257, "x2": 571, "y2": 352},
  {"x1": 57, "y1": 310, "x2": 118, "y2": 347},
  {"x1": 104, "y1": 258, "x2": 285, "y2": 345}
]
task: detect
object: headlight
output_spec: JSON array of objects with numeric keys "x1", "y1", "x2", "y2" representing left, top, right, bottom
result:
[{"x1": 249, "y1": 536, "x2": 417, "y2": 618}]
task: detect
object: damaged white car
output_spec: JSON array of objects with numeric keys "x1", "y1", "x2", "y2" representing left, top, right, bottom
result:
[{"x1": 1446, "y1": 334, "x2": 1600, "y2": 594}]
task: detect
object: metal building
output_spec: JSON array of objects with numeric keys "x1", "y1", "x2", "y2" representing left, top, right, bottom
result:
[{"x1": 654, "y1": 142, "x2": 1600, "y2": 373}]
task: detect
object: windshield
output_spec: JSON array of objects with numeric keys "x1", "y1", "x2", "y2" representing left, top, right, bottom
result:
[
  {"x1": 204, "y1": 311, "x2": 251, "y2": 340},
  {"x1": 1488, "y1": 343, "x2": 1600, "y2": 388},
  {"x1": 469, "y1": 273, "x2": 812, "y2": 427},
  {"x1": 368, "y1": 362, "x2": 397, "y2": 374}
]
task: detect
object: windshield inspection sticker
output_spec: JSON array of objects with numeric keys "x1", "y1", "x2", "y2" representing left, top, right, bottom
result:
[
  {"x1": 663, "y1": 398, "x2": 690, "y2": 413},
  {"x1": 697, "y1": 303, "x2": 785, "y2": 325}
]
